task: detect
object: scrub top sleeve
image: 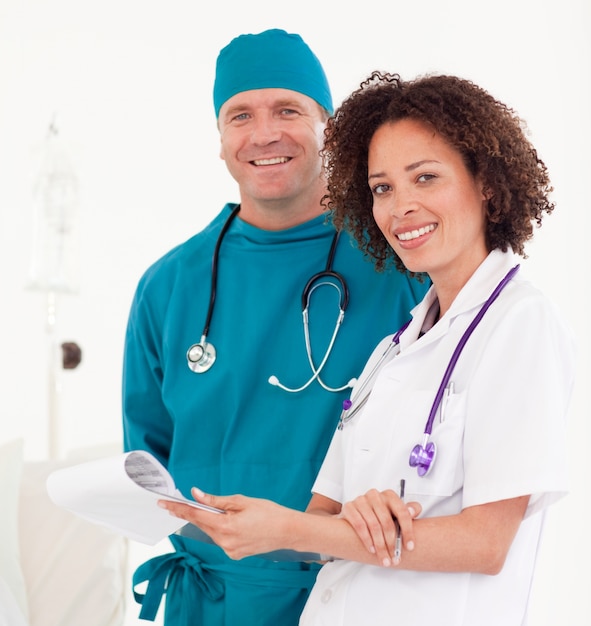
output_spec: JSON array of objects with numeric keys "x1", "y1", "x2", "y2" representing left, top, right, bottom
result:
[
  {"x1": 122, "y1": 290, "x2": 174, "y2": 467},
  {"x1": 461, "y1": 294, "x2": 575, "y2": 517}
]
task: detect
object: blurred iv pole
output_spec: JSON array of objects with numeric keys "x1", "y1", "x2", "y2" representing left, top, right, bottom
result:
[{"x1": 27, "y1": 116, "x2": 81, "y2": 459}]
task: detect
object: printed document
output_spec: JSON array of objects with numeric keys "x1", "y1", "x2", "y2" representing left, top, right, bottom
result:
[{"x1": 46, "y1": 450, "x2": 222, "y2": 545}]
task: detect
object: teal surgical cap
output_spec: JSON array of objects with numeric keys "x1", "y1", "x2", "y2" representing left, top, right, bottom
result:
[{"x1": 213, "y1": 28, "x2": 333, "y2": 117}]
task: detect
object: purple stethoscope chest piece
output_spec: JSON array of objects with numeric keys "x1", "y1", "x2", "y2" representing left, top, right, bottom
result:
[
  {"x1": 340, "y1": 264, "x2": 520, "y2": 478},
  {"x1": 409, "y1": 440, "x2": 437, "y2": 477}
]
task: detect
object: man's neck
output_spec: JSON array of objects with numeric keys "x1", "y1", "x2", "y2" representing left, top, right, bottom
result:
[{"x1": 237, "y1": 193, "x2": 326, "y2": 231}]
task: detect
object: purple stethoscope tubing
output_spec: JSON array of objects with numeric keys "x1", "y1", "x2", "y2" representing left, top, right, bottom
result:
[
  {"x1": 339, "y1": 263, "x2": 520, "y2": 476},
  {"x1": 408, "y1": 263, "x2": 520, "y2": 475},
  {"x1": 423, "y1": 264, "x2": 520, "y2": 437}
]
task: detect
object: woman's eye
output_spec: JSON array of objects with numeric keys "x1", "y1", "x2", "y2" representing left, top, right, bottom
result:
[
  {"x1": 372, "y1": 183, "x2": 391, "y2": 195},
  {"x1": 417, "y1": 173, "x2": 436, "y2": 183}
]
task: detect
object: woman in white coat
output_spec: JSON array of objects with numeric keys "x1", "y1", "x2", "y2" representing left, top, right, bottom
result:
[{"x1": 160, "y1": 72, "x2": 576, "y2": 626}]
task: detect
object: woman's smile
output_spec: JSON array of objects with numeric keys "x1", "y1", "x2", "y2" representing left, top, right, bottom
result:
[{"x1": 369, "y1": 118, "x2": 488, "y2": 312}]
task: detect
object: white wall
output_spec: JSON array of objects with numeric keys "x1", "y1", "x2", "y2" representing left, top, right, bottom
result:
[{"x1": 1, "y1": 0, "x2": 589, "y2": 624}]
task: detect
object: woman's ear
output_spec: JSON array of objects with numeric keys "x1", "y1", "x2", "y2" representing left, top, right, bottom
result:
[{"x1": 481, "y1": 182, "x2": 494, "y2": 201}]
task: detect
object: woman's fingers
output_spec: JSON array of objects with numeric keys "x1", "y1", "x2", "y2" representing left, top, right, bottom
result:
[
  {"x1": 342, "y1": 490, "x2": 421, "y2": 567},
  {"x1": 342, "y1": 490, "x2": 399, "y2": 566},
  {"x1": 341, "y1": 497, "x2": 377, "y2": 554},
  {"x1": 401, "y1": 500, "x2": 421, "y2": 551}
]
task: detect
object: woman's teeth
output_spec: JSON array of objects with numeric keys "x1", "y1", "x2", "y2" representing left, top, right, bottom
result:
[{"x1": 397, "y1": 224, "x2": 436, "y2": 241}]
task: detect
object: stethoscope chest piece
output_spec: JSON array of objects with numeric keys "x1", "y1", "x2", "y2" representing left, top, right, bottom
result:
[
  {"x1": 187, "y1": 339, "x2": 216, "y2": 373},
  {"x1": 409, "y1": 440, "x2": 437, "y2": 477},
  {"x1": 185, "y1": 205, "x2": 350, "y2": 390},
  {"x1": 341, "y1": 264, "x2": 520, "y2": 478}
]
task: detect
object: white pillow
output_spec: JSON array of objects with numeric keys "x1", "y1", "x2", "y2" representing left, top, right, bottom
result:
[
  {"x1": 0, "y1": 439, "x2": 29, "y2": 623},
  {"x1": 19, "y1": 448, "x2": 128, "y2": 626},
  {"x1": 0, "y1": 576, "x2": 28, "y2": 626}
]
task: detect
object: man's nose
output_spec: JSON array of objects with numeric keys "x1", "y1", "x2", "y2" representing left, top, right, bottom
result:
[{"x1": 250, "y1": 115, "x2": 281, "y2": 145}]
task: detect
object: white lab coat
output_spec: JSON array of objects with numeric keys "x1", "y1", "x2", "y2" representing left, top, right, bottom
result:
[{"x1": 301, "y1": 250, "x2": 576, "y2": 626}]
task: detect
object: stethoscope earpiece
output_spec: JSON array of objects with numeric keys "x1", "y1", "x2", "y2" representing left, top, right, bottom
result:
[{"x1": 187, "y1": 339, "x2": 216, "y2": 373}]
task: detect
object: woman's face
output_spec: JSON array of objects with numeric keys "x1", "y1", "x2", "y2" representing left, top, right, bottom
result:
[{"x1": 369, "y1": 118, "x2": 489, "y2": 294}]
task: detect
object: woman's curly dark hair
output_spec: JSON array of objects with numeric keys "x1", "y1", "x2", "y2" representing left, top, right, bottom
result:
[{"x1": 322, "y1": 72, "x2": 554, "y2": 272}]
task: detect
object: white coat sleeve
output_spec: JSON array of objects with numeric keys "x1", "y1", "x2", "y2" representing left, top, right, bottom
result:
[{"x1": 461, "y1": 290, "x2": 576, "y2": 517}]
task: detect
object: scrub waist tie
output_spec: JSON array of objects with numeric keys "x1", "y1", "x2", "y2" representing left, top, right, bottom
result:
[{"x1": 133, "y1": 546, "x2": 318, "y2": 623}]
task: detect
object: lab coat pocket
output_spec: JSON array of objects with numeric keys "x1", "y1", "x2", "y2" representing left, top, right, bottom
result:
[{"x1": 402, "y1": 387, "x2": 467, "y2": 499}]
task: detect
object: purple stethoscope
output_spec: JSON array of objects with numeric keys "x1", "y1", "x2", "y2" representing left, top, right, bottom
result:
[{"x1": 339, "y1": 264, "x2": 520, "y2": 477}]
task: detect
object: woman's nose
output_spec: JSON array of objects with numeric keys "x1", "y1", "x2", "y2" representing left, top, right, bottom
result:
[{"x1": 389, "y1": 190, "x2": 418, "y2": 217}]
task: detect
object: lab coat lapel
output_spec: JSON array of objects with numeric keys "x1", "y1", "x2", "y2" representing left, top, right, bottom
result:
[{"x1": 398, "y1": 250, "x2": 519, "y2": 353}]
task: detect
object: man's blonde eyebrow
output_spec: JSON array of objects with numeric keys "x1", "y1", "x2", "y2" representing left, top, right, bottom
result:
[
  {"x1": 224, "y1": 98, "x2": 305, "y2": 116},
  {"x1": 221, "y1": 104, "x2": 249, "y2": 120}
]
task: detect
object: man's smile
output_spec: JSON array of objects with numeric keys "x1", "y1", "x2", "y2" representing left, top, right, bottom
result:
[{"x1": 252, "y1": 157, "x2": 292, "y2": 166}]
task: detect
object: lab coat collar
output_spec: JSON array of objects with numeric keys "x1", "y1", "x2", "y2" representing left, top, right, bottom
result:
[{"x1": 399, "y1": 249, "x2": 519, "y2": 350}]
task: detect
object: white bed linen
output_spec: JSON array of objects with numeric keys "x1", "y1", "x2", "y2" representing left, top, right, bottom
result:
[
  {"x1": 19, "y1": 447, "x2": 128, "y2": 626},
  {"x1": 0, "y1": 439, "x2": 29, "y2": 624},
  {"x1": 0, "y1": 576, "x2": 28, "y2": 626}
]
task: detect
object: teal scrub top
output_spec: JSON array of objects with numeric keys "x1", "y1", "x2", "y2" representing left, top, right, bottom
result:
[{"x1": 123, "y1": 204, "x2": 429, "y2": 626}]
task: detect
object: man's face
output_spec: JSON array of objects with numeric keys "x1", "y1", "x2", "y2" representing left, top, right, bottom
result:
[{"x1": 218, "y1": 88, "x2": 328, "y2": 215}]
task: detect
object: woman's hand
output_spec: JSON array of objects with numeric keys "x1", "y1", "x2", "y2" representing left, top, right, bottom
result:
[
  {"x1": 160, "y1": 488, "x2": 424, "y2": 568},
  {"x1": 341, "y1": 489, "x2": 421, "y2": 567},
  {"x1": 159, "y1": 489, "x2": 293, "y2": 560}
]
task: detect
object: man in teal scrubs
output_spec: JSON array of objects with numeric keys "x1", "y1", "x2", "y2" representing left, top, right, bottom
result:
[{"x1": 123, "y1": 29, "x2": 428, "y2": 626}]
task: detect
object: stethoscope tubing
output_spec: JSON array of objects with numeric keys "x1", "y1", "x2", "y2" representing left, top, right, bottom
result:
[
  {"x1": 422, "y1": 263, "x2": 520, "y2": 436},
  {"x1": 186, "y1": 205, "x2": 241, "y2": 374},
  {"x1": 339, "y1": 320, "x2": 410, "y2": 427},
  {"x1": 339, "y1": 264, "x2": 520, "y2": 475},
  {"x1": 269, "y1": 232, "x2": 351, "y2": 393},
  {"x1": 202, "y1": 204, "x2": 241, "y2": 338},
  {"x1": 187, "y1": 205, "x2": 352, "y2": 392}
]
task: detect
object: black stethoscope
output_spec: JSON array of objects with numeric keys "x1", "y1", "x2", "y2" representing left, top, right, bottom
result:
[
  {"x1": 339, "y1": 263, "x2": 520, "y2": 477},
  {"x1": 187, "y1": 205, "x2": 354, "y2": 392}
]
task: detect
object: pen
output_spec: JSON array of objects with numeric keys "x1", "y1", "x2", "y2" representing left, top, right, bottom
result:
[
  {"x1": 440, "y1": 381, "x2": 454, "y2": 422},
  {"x1": 394, "y1": 478, "x2": 406, "y2": 562}
]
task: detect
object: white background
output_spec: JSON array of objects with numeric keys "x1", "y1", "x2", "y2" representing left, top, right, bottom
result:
[{"x1": 0, "y1": 0, "x2": 589, "y2": 624}]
